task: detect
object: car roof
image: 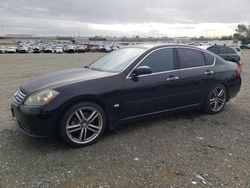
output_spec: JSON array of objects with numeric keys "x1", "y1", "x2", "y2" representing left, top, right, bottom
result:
[
  {"x1": 208, "y1": 45, "x2": 235, "y2": 49},
  {"x1": 123, "y1": 43, "x2": 203, "y2": 51}
]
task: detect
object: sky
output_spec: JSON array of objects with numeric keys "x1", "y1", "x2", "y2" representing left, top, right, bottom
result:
[{"x1": 0, "y1": 0, "x2": 250, "y2": 37}]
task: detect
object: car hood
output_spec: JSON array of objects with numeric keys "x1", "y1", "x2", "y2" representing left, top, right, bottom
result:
[{"x1": 21, "y1": 68, "x2": 115, "y2": 93}]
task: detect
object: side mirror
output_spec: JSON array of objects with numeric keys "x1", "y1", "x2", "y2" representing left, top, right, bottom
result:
[{"x1": 131, "y1": 66, "x2": 152, "y2": 77}]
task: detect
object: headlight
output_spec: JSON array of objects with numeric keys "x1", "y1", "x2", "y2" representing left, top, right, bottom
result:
[{"x1": 24, "y1": 90, "x2": 59, "y2": 106}]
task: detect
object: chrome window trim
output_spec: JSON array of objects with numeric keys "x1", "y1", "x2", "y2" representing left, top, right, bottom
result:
[{"x1": 126, "y1": 46, "x2": 216, "y2": 79}]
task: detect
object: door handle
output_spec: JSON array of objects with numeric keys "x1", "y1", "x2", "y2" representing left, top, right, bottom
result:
[
  {"x1": 204, "y1": 70, "x2": 214, "y2": 75},
  {"x1": 167, "y1": 76, "x2": 179, "y2": 81}
]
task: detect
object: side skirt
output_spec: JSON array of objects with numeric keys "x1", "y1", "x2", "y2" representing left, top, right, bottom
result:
[{"x1": 120, "y1": 103, "x2": 201, "y2": 122}]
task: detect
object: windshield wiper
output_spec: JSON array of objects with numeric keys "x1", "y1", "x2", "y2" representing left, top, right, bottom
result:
[
  {"x1": 84, "y1": 66, "x2": 115, "y2": 73},
  {"x1": 84, "y1": 65, "x2": 96, "y2": 70}
]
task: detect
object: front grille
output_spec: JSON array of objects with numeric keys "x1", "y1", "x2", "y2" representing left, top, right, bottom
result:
[{"x1": 14, "y1": 89, "x2": 26, "y2": 106}]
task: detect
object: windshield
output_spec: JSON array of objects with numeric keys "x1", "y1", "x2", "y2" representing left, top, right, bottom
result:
[{"x1": 88, "y1": 48, "x2": 145, "y2": 73}]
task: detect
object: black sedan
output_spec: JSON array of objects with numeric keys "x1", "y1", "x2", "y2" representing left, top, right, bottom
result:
[
  {"x1": 11, "y1": 44, "x2": 241, "y2": 147},
  {"x1": 207, "y1": 45, "x2": 241, "y2": 64}
]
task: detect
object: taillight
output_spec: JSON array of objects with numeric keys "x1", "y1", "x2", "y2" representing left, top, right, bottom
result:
[{"x1": 236, "y1": 66, "x2": 241, "y2": 76}]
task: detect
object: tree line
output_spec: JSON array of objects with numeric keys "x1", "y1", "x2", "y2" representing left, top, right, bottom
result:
[{"x1": 234, "y1": 24, "x2": 250, "y2": 44}]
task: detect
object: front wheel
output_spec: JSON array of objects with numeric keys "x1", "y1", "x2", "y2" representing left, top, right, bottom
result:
[
  {"x1": 203, "y1": 84, "x2": 227, "y2": 114},
  {"x1": 60, "y1": 102, "x2": 106, "y2": 147}
]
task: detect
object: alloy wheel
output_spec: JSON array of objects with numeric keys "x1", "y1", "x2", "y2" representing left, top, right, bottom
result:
[
  {"x1": 209, "y1": 87, "x2": 226, "y2": 112},
  {"x1": 66, "y1": 107, "x2": 103, "y2": 144}
]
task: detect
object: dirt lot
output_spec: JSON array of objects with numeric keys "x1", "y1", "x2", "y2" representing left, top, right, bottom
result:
[{"x1": 0, "y1": 52, "x2": 249, "y2": 187}]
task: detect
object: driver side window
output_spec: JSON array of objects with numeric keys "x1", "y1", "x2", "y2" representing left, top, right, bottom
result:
[{"x1": 139, "y1": 48, "x2": 174, "y2": 73}]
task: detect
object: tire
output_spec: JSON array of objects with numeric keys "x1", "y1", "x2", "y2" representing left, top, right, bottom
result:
[
  {"x1": 59, "y1": 102, "x2": 106, "y2": 147},
  {"x1": 202, "y1": 84, "x2": 227, "y2": 114}
]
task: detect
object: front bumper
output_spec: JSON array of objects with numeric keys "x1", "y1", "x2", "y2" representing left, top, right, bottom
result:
[{"x1": 10, "y1": 103, "x2": 59, "y2": 137}]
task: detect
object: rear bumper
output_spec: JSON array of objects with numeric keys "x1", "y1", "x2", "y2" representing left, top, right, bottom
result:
[
  {"x1": 10, "y1": 103, "x2": 59, "y2": 137},
  {"x1": 227, "y1": 76, "x2": 241, "y2": 100}
]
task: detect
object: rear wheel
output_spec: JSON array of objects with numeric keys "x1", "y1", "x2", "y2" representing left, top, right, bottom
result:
[
  {"x1": 60, "y1": 102, "x2": 106, "y2": 147},
  {"x1": 203, "y1": 84, "x2": 227, "y2": 114}
]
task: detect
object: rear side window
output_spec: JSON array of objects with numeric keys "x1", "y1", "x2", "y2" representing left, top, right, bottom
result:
[
  {"x1": 207, "y1": 46, "x2": 219, "y2": 54},
  {"x1": 177, "y1": 48, "x2": 205, "y2": 69},
  {"x1": 139, "y1": 48, "x2": 174, "y2": 73},
  {"x1": 219, "y1": 46, "x2": 235, "y2": 54},
  {"x1": 203, "y1": 52, "x2": 215, "y2": 65}
]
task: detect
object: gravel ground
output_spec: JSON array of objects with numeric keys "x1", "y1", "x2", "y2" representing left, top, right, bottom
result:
[{"x1": 0, "y1": 52, "x2": 249, "y2": 187}]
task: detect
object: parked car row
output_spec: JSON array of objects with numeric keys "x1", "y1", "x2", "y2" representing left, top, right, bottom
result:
[
  {"x1": 240, "y1": 44, "x2": 250, "y2": 49},
  {"x1": 0, "y1": 45, "x2": 119, "y2": 54},
  {"x1": 0, "y1": 39, "x2": 122, "y2": 54}
]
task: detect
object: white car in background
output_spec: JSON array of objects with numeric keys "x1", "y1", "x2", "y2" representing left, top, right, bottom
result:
[
  {"x1": 111, "y1": 46, "x2": 119, "y2": 51},
  {"x1": 65, "y1": 46, "x2": 75, "y2": 53},
  {"x1": 104, "y1": 45, "x2": 112, "y2": 52},
  {"x1": 43, "y1": 46, "x2": 53, "y2": 53},
  {"x1": 32, "y1": 46, "x2": 41, "y2": 53},
  {"x1": 6, "y1": 47, "x2": 17, "y2": 53},
  {"x1": 18, "y1": 46, "x2": 29, "y2": 53},
  {"x1": 0, "y1": 46, "x2": 6, "y2": 53},
  {"x1": 54, "y1": 47, "x2": 63, "y2": 53},
  {"x1": 197, "y1": 45, "x2": 211, "y2": 50}
]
